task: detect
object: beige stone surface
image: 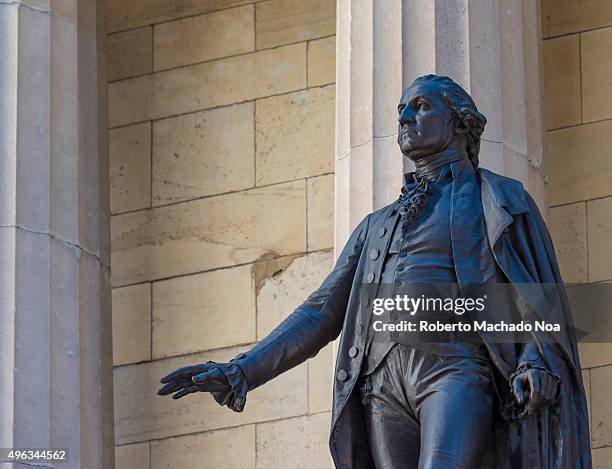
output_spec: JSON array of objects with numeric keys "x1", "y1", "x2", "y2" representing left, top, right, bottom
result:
[
  {"x1": 549, "y1": 202, "x2": 587, "y2": 283},
  {"x1": 115, "y1": 442, "x2": 150, "y2": 469},
  {"x1": 541, "y1": 0, "x2": 612, "y2": 38},
  {"x1": 109, "y1": 43, "x2": 306, "y2": 128},
  {"x1": 593, "y1": 446, "x2": 612, "y2": 469},
  {"x1": 256, "y1": 0, "x2": 335, "y2": 49},
  {"x1": 587, "y1": 197, "x2": 612, "y2": 282},
  {"x1": 370, "y1": 2, "x2": 404, "y2": 139},
  {"x1": 309, "y1": 343, "x2": 334, "y2": 413},
  {"x1": 153, "y1": 5, "x2": 255, "y2": 72},
  {"x1": 542, "y1": 35, "x2": 581, "y2": 130},
  {"x1": 113, "y1": 345, "x2": 308, "y2": 444},
  {"x1": 307, "y1": 174, "x2": 334, "y2": 251},
  {"x1": 108, "y1": 27, "x2": 153, "y2": 82},
  {"x1": 152, "y1": 264, "x2": 256, "y2": 359},
  {"x1": 112, "y1": 283, "x2": 151, "y2": 366},
  {"x1": 256, "y1": 251, "x2": 334, "y2": 339},
  {"x1": 590, "y1": 364, "x2": 612, "y2": 447},
  {"x1": 151, "y1": 425, "x2": 255, "y2": 469},
  {"x1": 579, "y1": 343, "x2": 612, "y2": 369},
  {"x1": 547, "y1": 120, "x2": 612, "y2": 206},
  {"x1": 256, "y1": 85, "x2": 334, "y2": 185},
  {"x1": 581, "y1": 26, "x2": 612, "y2": 123},
  {"x1": 108, "y1": 74, "x2": 154, "y2": 128},
  {"x1": 109, "y1": 122, "x2": 151, "y2": 214},
  {"x1": 152, "y1": 102, "x2": 254, "y2": 205},
  {"x1": 256, "y1": 412, "x2": 333, "y2": 468},
  {"x1": 1, "y1": 1, "x2": 113, "y2": 462},
  {"x1": 107, "y1": 0, "x2": 254, "y2": 33},
  {"x1": 111, "y1": 180, "x2": 306, "y2": 286},
  {"x1": 308, "y1": 36, "x2": 336, "y2": 87}
]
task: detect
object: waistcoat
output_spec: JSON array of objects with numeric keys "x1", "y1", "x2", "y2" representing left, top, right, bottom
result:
[{"x1": 363, "y1": 158, "x2": 500, "y2": 375}]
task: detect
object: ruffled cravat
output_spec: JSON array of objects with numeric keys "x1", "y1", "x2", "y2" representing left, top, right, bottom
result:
[{"x1": 398, "y1": 176, "x2": 434, "y2": 236}]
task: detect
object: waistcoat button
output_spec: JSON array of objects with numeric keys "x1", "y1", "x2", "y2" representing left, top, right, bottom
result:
[
  {"x1": 370, "y1": 249, "x2": 380, "y2": 260},
  {"x1": 349, "y1": 347, "x2": 359, "y2": 358},
  {"x1": 356, "y1": 324, "x2": 363, "y2": 335},
  {"x1": 337, "y1": 370, "x2": 348, "y2": 381},
  {"x1": 366, "y1": 273, "x2": 375, "y2": 283},
  {"x1": 378, "y1": 227, "x2": 386, "y2": 237}
]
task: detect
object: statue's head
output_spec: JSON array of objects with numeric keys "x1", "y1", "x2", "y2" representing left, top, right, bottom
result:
[{"x1": 397, "y1": 74, "x2": 486, "y2": 168}]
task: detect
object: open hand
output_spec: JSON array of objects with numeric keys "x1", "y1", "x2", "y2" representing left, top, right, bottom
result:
[
  {"x1": 512, "y1": 367, "x2": 559, "y2": 415},
  {"x1": 158, "y1": 361, "x2": 248, "y2": 412},
  {"x1": 157, "y1": 362, "x2": 230, "y2": 400}
]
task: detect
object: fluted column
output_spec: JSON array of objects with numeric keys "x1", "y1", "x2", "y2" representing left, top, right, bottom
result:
[
  {"x1": 0, "y1": 0, "x2": 113, "y2": 467},
  {"x1": 335, "y1": 0, "x2": 547, "y2": 248}
]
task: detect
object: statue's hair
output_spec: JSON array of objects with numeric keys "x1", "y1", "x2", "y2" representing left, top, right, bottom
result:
[{"x1": 411, "y1": 74, "x2": 487, "y2": 168}]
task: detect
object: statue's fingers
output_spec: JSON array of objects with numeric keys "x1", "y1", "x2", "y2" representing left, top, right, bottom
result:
[
  {"x1": 512, "y1": 376, "x2": 527, "y2": 405},
  {"x1": 157, "y1": 383, "x2": 175, "y2": 395},
  {"x1": 172, "y1": 386, "x2": 198, "y2": 399},
  {"x1": 527, "y1": 385, "x2": 544, "y2": 414},
  {"x1": 192, "y1": 369, "x2": 230, "y2": 392},
  {"x1": 158, "y1": 380, "x2": 188, "y2": 396},
  {"x1": 160, "y1": 365, "x2": 197, "y2": 383}
]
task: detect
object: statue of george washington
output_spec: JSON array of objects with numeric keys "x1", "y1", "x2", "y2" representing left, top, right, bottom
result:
[{"x1": 158, "y1": 74, "x2": 591, "y2": 469}]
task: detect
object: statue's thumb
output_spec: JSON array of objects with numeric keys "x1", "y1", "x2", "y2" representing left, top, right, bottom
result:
[
  {"x1": 513, "y1": 378, "x2": 526, "y2": 405},
  {"x1": 192, "y1": 372, "x2": 210, "y2": 385}
]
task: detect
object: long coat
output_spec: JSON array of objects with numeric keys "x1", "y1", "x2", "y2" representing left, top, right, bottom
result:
[{"x1": 233, "y1": 168, "x2": 591, "y2": 468}]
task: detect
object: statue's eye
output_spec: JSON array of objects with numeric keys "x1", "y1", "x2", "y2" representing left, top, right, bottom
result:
[{"x1": 417, "y1": 101, "x2": 429, "y2": 110}]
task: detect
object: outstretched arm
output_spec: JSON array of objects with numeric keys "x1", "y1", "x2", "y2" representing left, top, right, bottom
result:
[
  {"x1": 231, "y1": 214, "x2": 370, "y2": 390},
  {"x1": 158, "y1": 214, "x2": 370, "y2": 409}
]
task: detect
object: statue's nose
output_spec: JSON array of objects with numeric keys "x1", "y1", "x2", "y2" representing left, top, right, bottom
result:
[{"x1": 398, "y1": 107, "x2": 415, "y2": 125}]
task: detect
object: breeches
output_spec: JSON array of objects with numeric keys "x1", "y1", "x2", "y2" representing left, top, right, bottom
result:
[{"x1": 358, "y1": 344, "x2": 494, "y2": 469}]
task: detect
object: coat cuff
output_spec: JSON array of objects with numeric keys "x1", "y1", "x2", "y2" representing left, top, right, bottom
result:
[
  {"x1": 517, "y1": 341, "x2": 547, "y2": 370},
  {"x1": 205, "y1": 361, "x2": 248, "y2": 412},
  {"x1": 230, "y1": 352, "x2": 261, "y2": 392}
]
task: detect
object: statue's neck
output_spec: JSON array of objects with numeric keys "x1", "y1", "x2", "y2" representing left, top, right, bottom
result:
[{"x1": 414, "y1": 147, "x2": 469, "y2": 181}]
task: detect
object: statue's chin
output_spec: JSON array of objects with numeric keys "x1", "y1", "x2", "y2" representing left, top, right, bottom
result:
[
  {"x1": 400, "y1": 146, "x2": 423, "y2": 161},
  {"x1": 399, "y1": 142, "x2": 415, "y2": 157}
]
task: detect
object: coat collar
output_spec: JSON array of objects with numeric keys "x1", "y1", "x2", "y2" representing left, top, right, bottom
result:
[
  {"x1": 478, "y1": 167, "x2": 530, "y2": 249},
  {"x1": 477, "y1": 168, "x2": 529, "y2": 216},
  {"x1": 402, "y1": 156, "x2": 474, "y2": 186}
]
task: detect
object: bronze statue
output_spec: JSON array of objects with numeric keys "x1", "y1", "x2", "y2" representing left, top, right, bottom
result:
[{"x1": 158, "y1": 75, "x2": 591, "y2": 468}]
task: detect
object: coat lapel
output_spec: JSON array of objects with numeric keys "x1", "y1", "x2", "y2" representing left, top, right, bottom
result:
[{"x1": 478, "y1": 168, "x2": 529, "y2": 250}]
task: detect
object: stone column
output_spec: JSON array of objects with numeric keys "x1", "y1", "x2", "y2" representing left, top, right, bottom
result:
[
  {"x1": 0, "y1": 1, "x2": 113, "y2": 468},
  {"x1": 335, "y1": 0, "x2": 548, "y2": 247}
]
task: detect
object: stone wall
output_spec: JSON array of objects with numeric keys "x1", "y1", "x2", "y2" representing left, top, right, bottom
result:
[
  {"x1": 542, "y1": 1, "x2": 612, "y2": 466},
  {"x1": 106, "y1": 1, "x2": 336, "y2": 468},
  {"x1": 106, "y1": 0, "x2": 612, "y2": 466}
]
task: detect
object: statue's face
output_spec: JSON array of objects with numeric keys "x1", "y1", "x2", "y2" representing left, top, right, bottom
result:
[{"x1": 397, "y1": 82, "x2": 456, "y2": 160}]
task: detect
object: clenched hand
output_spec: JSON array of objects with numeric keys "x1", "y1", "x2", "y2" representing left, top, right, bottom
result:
[{"x1": 512, "y1": 367, "x2": 560, "y2": 415}]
